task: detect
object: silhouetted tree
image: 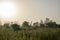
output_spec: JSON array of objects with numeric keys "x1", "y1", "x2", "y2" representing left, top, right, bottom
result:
[
  {"x1": 58, "y1": 24, "x2": 60, "y2": 28},
  {"x1": 4, "y1": 22, "x2": 10, "y2": 28},
  {"x1": 22, "y1": 21, "x2": 30, "y2": 27},
  {"x1": 40, "y1": 20, "x2": 45, "y2": 27},
  {"x1": 44, "y1": 18, "x2": 50, "y2": 24},
  {"x1": 0, "y1": 21, "x2": 3, "y2": 29},
  {"x1": 43, "y1": 18, "x2": 58, "y2": 28},
  {"x1": 33, "y1": 22, "x2": 39, "y2": 27},
  {"x1": 44, "y1": 18, "x2": 57, "y2": 28},
  {"x1": 46, "y1": 21, "x2": 53, "y2": 28},
  {"x1": 52, "y1": 22, "x2": 57, "y2": 28},
  {"x1": 44, "y1": 18, "x2": 50, "y2": 27},
  {"x1": 11, "y1": 23, "x2": 21, "y2": 31}
]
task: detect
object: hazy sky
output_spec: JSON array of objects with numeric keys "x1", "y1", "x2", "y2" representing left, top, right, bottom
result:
[{"x1": 0, "y1": 0, "x2": 60, "y2": 24}]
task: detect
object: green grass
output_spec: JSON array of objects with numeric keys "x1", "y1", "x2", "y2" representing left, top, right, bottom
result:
[{"x1": 0, "y1": 27, "x2": 60, "y2": 40}]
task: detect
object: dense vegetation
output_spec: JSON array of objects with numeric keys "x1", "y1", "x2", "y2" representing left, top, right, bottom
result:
[{"x1": 0, "y1": 18, "x2": 60, "y2": 40}]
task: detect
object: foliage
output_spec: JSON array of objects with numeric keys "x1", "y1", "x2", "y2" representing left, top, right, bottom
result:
[
  {"x1": 33, "y1": 22, "x2": 39, "y2": 27},
  {"x1": 22, "y1": 21, "x2": 30, "y2": 27},
  {"x1": 11, "y1": 23, "x2": 21, "y2": 31},
  {"x1": 0, "y1": 18, "x2": 60, "y2": 40}
]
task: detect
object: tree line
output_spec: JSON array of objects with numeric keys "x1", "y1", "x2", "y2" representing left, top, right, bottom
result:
[{"x1": 0, "y1": 18, "x2": 60, "y2": 31}]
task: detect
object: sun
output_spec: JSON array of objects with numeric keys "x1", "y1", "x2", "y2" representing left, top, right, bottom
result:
[{"x1": 0, "y1": 2, "x2": 17, "y2": 19}]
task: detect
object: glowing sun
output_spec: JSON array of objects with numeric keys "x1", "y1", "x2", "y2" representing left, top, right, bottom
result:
[{"x1": 0, "y1": 2, "x2": 17, "y2": 19}]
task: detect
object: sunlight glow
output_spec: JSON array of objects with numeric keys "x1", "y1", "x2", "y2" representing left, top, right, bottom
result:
[{"x1": 0, "y1": 2, "x2": 17, "y2": 19}]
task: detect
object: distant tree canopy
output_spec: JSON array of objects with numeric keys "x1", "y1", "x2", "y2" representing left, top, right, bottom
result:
[
  {"x1": 40, "y1": 20, "x2": 45, "y2": 27},
  {"x1": 22, "y1": 21, "x2": 30, "y2": 27},
  {"x1": 58, "y1": 24, "x2": 60, "y2": 28},
  {"x1": 33, "y1": 22, "x2": 39, "y2": 27},
  {"x1": 11, "y1": 23, "x2": 21, "y2": 31},
  {"x1": 40, "y1": 18, "x2": 58, "y2": 28},
  {"x1": 0, "y1": 18, "x2": 60, "y2": 32},
  {"x1": 4, "y1": 22, "x2": 10, "y2": 28}
]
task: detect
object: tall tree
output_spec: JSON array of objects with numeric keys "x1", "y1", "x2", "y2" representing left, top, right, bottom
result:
[
  {"x1": 22, "y1": 21, "x2": 30, "y2": 27},
  {"x1": 4, "y1": 22, "x2": 10, "y2": 28},
  {"x1": 11, "y1": 23, "x2": 21, "y2": 31},
  {"x1": 33, "y1": 22, "x2": 39, "y2": 27},
  {"x1": 40, "y1": 20, "x2": 45, "y2": 27}
]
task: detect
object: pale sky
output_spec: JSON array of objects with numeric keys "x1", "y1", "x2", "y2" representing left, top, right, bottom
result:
[{"x1": 0, "y1": 0, "x2": 60, "y2": 24}]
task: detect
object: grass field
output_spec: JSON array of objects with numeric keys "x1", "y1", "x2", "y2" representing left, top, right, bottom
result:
[{"x1": 0, "y1": 27, "x2": 60, "y2": 40}]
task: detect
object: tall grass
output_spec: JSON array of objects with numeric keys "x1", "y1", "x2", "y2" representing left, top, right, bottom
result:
[{"x1": 0, "y1": 27, "x2": 60, "y2": 40}]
